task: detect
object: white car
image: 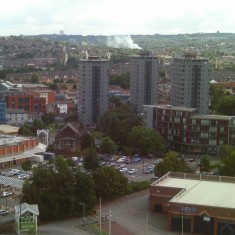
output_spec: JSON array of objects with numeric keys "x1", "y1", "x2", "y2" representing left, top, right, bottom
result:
[
  {"x1": 155, "y1": 159, "x2": 163, "y2": 164},
  {"x1": 148, "y1": 165, "x2": 155, "y2": 169},
  {"x1": 117, "y1": 158, "x2": 126, "y2": 163},
  {"x1": 128, "y1": 169, "x2": 137, "y2": 174},
  {"x1": 119, "y1": 167, "x2": 128, "y2": 172}
]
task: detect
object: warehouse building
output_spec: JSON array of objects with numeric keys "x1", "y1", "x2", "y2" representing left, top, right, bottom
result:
[{"x1": 149, "y1": 172, "x2": 235, "y2": 235}]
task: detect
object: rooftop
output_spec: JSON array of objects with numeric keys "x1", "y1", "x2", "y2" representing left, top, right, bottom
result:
[
  {"x1": 152, "y1": 172, "x2": 235, "y2": 209},
  {"x1": 0, "y1": 125, "x2": 19, "y2": 134}
]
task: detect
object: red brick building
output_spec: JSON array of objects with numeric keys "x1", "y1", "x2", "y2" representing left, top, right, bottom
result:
[
  {"x1": 6, "y1": 94, "x2": 46, "y2": 113},
  {"x1": 144, "y1": 104, "x2": 235, "y2": 155},
  {"x1": 54, "y1": 122, "x2": 81, "y2": 156}
]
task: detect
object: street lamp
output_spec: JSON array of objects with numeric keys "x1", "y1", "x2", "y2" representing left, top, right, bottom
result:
[
  {"x1": 80, "y1": 203, "x2": 86, "y2": 227},
  {"x1": 109, "y1": 210, "x2": 112, "y2": 235}
]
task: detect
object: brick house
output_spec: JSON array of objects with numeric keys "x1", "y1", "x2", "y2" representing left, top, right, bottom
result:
[{"x1": 54, "y1": 122, "x2": 81, "y2": 156}]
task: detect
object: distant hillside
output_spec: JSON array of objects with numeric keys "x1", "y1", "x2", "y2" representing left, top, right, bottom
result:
[{"x1": 33, "y1": 33, "x2": 235, "y2": 50}]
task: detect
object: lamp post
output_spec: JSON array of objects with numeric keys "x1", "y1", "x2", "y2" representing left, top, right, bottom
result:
[
  {"x1": 80, "y1": 203, "x2": 85, "y2": 227},
  {"x1": 146, "y1": 212, "x2": 149, "y2": 235},
  {"x1": 109, "y1": 210, "x2": 112, "y2": 235}
]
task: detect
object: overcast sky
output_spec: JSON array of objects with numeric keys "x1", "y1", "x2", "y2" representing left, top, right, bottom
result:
[{"x1": 1, "y1": 0, "x2": 235, "y2": 36}]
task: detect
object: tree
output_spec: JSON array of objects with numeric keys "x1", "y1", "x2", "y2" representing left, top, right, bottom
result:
[
  {"x1": 200, "y1": 155, "x2": 211, "y2": 172},
  {"x1": 217, "y1": 96, "x2": 235, "y2": 115},
  {"x1": 74, "y1": 170, "x2": 97, "y2": 213},
  {"x1": 92, "y1": 167, "x2": 128, "y2": 200},
  {"x1": 99, "y1": 137, "x2": 117, "y2": 155},
  {"x1": 219, "y1": 146, "x2": 235, "y2": 176},
  {"x1": 83, "y1": 148, "x2": 99, "y2": 172},
  {"x1": 155, "y1": 151, "x2": 192, "y2": 177},
  {"x1": 81, "y1": 133, "x2": 94, "y2": 150},
  {"x1": 18, "y1": 125, "x2": 35, "y2": 136},
  {"x1": 41, "y1": 113, "x2": 56, "y2": 126},
  {"x1": 31, "y1": 73, "x2": 39, "y2": 84},
  {"x1": 209, "y1": 86, "x2": 226, "y2": 113},
  {"x1": 128, "y1": 126, "x2": 165, "y2": 156},
  {"x1": 21, "y1": 159, "x2": 32, "y2": 171},
  {"x1": 96, "y1": 104, "x2": 142, "y2": 148}
]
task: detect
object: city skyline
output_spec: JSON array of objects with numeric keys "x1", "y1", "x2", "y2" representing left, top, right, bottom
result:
[{"x1": 1, "y1": 0, "x2": 235, "y2": 36}]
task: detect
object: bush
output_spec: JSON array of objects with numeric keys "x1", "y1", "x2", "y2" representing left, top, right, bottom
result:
[{"x1": 126, "y1": 181, "x2": 151, "y2": 194}]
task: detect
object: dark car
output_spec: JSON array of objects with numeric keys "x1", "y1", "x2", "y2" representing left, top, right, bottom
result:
[
  {"x1": 144, "y1": 169, "x2": 153, "y2": 174},
  {"x1": 151, "y1": 176, "x2": 159, "y2": 181}
]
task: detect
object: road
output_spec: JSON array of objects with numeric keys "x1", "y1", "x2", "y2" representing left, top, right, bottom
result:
[{"x1": 37, "y1": 189, "x2": 191, "y2": 235}]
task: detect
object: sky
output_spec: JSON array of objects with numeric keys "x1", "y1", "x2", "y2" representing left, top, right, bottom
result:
[{"x1": 1, "y1": 0, "x2": 235, "y2": 36}]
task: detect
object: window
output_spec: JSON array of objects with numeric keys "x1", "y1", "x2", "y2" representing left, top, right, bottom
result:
[
  {"x1": 201, "y1": 119, "x2": 210, "y2": 125},
  {"x1": 201, "y1": 132, "x2": 208, "y2": 138},
  {"x1": 220, "y1": 127, "x2": 224, "y2": 133},
  {"x1": 209, "y1": 127, "x2": 217, "y2": 132},
  {"x1": 209, "y1": 140, "x2": 216, "y2": 145}
]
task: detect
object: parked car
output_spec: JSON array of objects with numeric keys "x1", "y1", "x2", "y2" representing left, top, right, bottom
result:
[
  {"x1": 128, "y1": 169, "x2": 137, "y2": 174},
  {"x1": 133, "y1": 157, "x2": 142, "y2": 162},
  {"x1": 0, "y1": 210, "x2": 9, "y2": 216},
  {"x1": 189, "y1": 158, "x2": 196, "y2": 162},
  {"x1": 155, "y1": 159, "x2": 163, "y2": 164},
  {"x1": 1, "y1": 191, "x2": 13, "y2": 197},
  {"x1": 125, "y1": 158, "x2": 134, "y2": 164},
  {"x1": 144, "y1": 168, "x2": 153, "y2": 174},
  {"x1": 151, "y1": 176, "x2": 159, "y2": 181},
  {"x1": 117, "y1": 157, "x2": 126, "y2": 163},
  {"x1": 119, "y1": 167, "x2": 128, "y2": 172},
  {"x1": 148, "y1": 165, "x2": 155, "y2": 169}
]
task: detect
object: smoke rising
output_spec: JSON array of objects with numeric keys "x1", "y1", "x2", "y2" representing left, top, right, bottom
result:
[{"x1": 106, "y1": 35, "x2": 142, "y2": 49}]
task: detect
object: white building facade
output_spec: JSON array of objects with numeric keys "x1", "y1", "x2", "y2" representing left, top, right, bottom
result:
[
  {"x1": 78, "y1": 56, "x2": 109, "y2": 125},
  {"x1": 170, "y1": 53, "x2": 209, "y2": 115},
  {"x1": 130, "y1": 53, "x2": 160, "y2": 113}
]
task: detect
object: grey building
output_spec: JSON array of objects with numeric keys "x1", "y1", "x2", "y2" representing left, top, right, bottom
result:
[
  {"x1": 170, "y1": 53, "x2": 209, "y2": 115},
  {"x1": 78, "y1": 56, "x2": 109, "y2": 125},
  {"x1": 130, "y1": 52, "x2": 160, "y2": 113}
]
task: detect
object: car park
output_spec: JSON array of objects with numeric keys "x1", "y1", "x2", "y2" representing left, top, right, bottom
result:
[
  {"x1": 125, "y1": 158, "x2": 134, "y2": 164},
  {"x1": 128, "y1": 169, "x2": 137, "y2": 174}
]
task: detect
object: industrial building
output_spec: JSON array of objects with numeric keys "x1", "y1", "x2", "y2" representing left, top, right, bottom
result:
[{"x1": 149, "y1": 172, "x2": 235, "y2": 235}]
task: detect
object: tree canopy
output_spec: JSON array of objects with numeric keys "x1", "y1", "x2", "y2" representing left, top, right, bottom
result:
[
  {"x1": 21, "y1": 156, "x2": 96, "y2": 221},
  {"x1": 96, "y1": 104, "x2": 142, "y2": 149},
  {"x1": 155, "y1": 151, "x2": 192, "y2": 177},
  {"x1": 128, "y1": 126, "x2": 165, "y2": 156},
  {"x1": 92, "y1": 167, "x2": 128, "y2": 200},
  {"x1": 83, "y1": 148, "x2": 99, "y2": 172},
  {"x1": 99, "y1": 137, "x2": 117, "y2": 155},
  {"x1": 219, "y1": 146, "x2": 235, "y2": 176}
]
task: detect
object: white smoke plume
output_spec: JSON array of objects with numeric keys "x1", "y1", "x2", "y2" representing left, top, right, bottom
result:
[{"x1": 106, "y1": 35, "x2": 142, "y2": 49}]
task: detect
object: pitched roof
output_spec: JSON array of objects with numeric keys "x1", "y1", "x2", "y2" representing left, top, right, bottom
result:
[
  {"x1": 15, "y1": 203, "x2": 39, "y2": 217},
  {"x1": 57, "y1": 122, "x2": 80, "y2": 136}
]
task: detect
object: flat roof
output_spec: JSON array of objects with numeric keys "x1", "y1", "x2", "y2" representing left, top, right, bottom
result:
[
  {"x1": 0, "y1": 125, "x2": 19, "y2": 134},
  {"x1": 153, "y1": 172, "x2": 235, "y2": 209}
]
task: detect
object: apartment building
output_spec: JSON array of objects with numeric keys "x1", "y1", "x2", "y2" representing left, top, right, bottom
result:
[
  {"x1": 78, "y1": 56, "x2": 109, "y2": 125},
  {"x1": 143, "y1": 104, "x2": 235, "y2": 155},
  {"x1": 6, "y1": 94, "x2": 46, "y2": 113},
  {"x1": 170, "y1": 53, "x2": 209, "y2": 115},
  {"x1": 0, "y1": 101, "x2": 7, "y2": 124},
  {"x1": 130, "y1": 52, "x2": 160, "y2": 113}
]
